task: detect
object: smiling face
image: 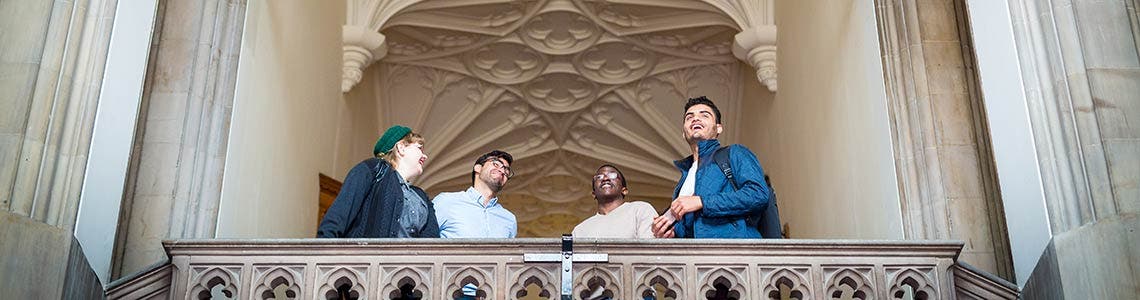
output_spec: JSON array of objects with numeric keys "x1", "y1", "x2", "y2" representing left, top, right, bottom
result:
[
  {"x1": 592, "y1": 165, "x2": 628, "y2": 201},
  {"x1": 683, "y1": 103, "x2": 722, "y2": 144},
  {"x1": 475, "y1": 157, "x2": 511, "y2": 192},
  {"x1": 397, "y1": 141, "x2": 427, "y2": 177}
]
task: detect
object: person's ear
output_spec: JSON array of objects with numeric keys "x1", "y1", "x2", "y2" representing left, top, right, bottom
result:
[
  {"x1": 395, "y1": 142, "x2": 408, "y2": 156},
  {"x1": 621, "y1": 186, "x2": 629, "y2": 196},
  {"x1": 716, "y1": 124, "x2": 723, "y2": 135},
  {"x1": 473, "y1": 163, "x2": 482, "y2": 174}
]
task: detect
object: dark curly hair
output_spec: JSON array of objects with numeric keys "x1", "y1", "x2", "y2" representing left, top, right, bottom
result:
[{"x1": 684, "y1": 96, "x2": 722, "y2": 124}]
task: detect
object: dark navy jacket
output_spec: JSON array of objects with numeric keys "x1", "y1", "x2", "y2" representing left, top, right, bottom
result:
[
  {"x1": 672, "y1": 139, "x2": 773, "y2": 238},
  {"x1": 317, "y1": 158, "x2": 440, "y2": 238}
]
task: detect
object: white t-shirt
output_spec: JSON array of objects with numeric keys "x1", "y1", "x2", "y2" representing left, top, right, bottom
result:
[
  {"x1": 678, "y1": 159, "x2": 699, "y2": 197},
  {"x1": 572, "y1": 201, "x2": 659, "y2": 238}
]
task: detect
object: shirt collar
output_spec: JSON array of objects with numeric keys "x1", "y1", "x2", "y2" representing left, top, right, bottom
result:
[
  {"x1": 395, "y1": 171, "x2": 411, "y2": 188},
  {"x1": 673, "y1": 139, "x2": 722, "y2": 170},
  {"x1": 464, "y1": 186, "x2": 498, "y2": 207}
]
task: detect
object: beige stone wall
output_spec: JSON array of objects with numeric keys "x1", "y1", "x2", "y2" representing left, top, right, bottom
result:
[
  {"x1": 871, "y1": 0, "x2": 1015, "y2": 279},
  {"x1": 0, "y1": 2, "x2": 55, "y2": 210},
  {"x1": 0, "y1": 0, "x2": 115, "y2": 229},
  {"x1": 740, "y1": 0, "x2": 904, "y2": 240},
  {"x1": 215, "y1": 0, "x2": 346, "y2": 238},
  {"x1": 113, "y1": 0, "x2": 250, "y2": 279},
  {"x1": 1007, "y1": 0, "x2": 1140, "y2": 294},
  {"x1": 332, "y1": 64, "x2": 387, "y2": 181},
  {"x1": 0, "y1": 211, "x2": 104, "y2": 298}
]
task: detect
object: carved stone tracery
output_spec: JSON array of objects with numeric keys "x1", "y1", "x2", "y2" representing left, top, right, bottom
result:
[
  {"x1": 381, "y1": 266, "x2": 432, "y2": 300},
  {"x1": 446, "y1": 266, "x2": 496, "y2": 299},
  {"x1": 888, "y1": 268, "x2": 936, "y2": 300},
  {"x1": 761, "y1": 267, "x2": 812, "y2": 300},
  {"x1": 345, "y1": 0, "x2": 772, "y2": 236},
  {"x1": 252, "y1": 266, "x2": 303, "y2": 299},
  {"x1": 318, "y1": 266, "x2": 368, "y2": 300},
  {"x1": 509, "y1": 266, "x2": 557, "y2": 300},
  {"x1": 635, "y1": 266, "x2": 683, "y2": 300},
  {"x1": 574, "y1": 266, "x2": 621, "y2": 300},
  {"x1": 189, "y1": 266, "x2": 240, "y2": 300},
  {"x1": 699, "y1": 267, "x2": 748, "y2": 300},
  {"x1": 823, "y1": 268, "x2": 875, "y2": 300}
]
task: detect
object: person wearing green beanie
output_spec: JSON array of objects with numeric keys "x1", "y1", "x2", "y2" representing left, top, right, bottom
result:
[{"x1": 317, "y1": 125, "x2": 439, "y2": 238}]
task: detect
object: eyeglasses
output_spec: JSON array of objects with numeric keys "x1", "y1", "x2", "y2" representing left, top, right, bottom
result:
[
  {"x1": 485, "y1": 159, "x2": 514, "y2": 178},
  {"x1": 593, "y1": 172, "x2": 620, "y2": 182}
]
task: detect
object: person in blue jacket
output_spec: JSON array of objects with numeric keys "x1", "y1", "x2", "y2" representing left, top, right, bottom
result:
[{"x1": 651, "y1": 96, "x2": 774, "y2": 238}]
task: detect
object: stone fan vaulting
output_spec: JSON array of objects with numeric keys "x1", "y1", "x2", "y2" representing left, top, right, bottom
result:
[{"x1": 342, "y1": 0, "x2": 777, "y2": 236}]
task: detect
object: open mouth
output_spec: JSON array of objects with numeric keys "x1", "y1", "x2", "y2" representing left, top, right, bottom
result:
[
  {"x1": 600, "y1": 182, "x2": 614, "y2": 189},
  {"x1": 690, "y1": 123, "x2": 704, "y2": 131}
]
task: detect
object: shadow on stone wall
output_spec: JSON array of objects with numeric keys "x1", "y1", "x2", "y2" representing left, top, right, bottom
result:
[{"x1": 1, "y1": 211, "x2": 104, "y2": 299}]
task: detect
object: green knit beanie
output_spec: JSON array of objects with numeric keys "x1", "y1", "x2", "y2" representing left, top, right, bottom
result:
[{"x1": 373, "y1": 125, "x2": 412, "y2": 156}]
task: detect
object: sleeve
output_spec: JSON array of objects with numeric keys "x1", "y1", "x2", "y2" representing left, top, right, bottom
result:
[
  {"x1": 431, "y1": 194, "x2": 452, "y2": 237},
  {"x1": 316, "y1": 162, "x2": 373, "y2": 238},
  {"x1": 508, "y1": 213, "x2": 518, "y2": 238},
  {"x1": 635, "y1": 202, "x2": 658, "y2": 239},
  {"x1": 699, "y1": 145, "x2": 772, "y2": 218}
]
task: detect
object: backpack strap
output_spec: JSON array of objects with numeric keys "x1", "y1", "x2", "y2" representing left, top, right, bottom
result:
[
  {"x1": 712, "y1": 146, "x2": 740, "y2": 190},
  {"x1": 712, "y1": 145, "x2": 780, "y2": 237}
]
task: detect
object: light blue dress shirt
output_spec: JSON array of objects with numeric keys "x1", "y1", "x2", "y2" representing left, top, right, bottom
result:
[{"x1": 433, "y1": 187, "x2": 517, "y2": 238}]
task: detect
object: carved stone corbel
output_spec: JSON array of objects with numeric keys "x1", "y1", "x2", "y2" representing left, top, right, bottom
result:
[
  {"x1": 732, "y1": 25, "x2": 777, "y2": 92},
  {"x1": 342, "y1": 25, "x2": 387, "y2": 92}
]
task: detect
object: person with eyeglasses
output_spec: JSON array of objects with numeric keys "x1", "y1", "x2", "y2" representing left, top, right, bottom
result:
[
  {"x1": 432, "y1": 150, "x2": 519, "y2": 238},
  {"x1": 571, "y1": 164, "x2": 658, "y2": 239}
]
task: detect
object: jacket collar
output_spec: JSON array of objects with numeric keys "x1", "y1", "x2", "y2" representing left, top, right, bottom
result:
[{"x1": 673, "y1": 139, "x2": 721, "y2": 170}]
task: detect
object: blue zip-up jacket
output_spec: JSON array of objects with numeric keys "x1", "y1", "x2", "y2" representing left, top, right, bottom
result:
[{"x1": 672, "y1": 139, "x2": 773, "y2": 238}]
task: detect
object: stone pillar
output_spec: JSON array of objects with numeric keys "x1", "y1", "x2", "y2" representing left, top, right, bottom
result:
[
  {"x1": 0, "y1": 0, "x2": 119, "y2": 297},
  {"x1": 0, "y1": 0, "x2": 116, "y2": 229},
  {"x1": 1006, "y1": 0, "x2": 1140, "y2": 297},
  {"x1": 111, "y1": 0, "x2": 248, "y2": 279},
  {"x1": 873, "y1": 0, "x2": 1014, "y2": 279},
  {"x1": 1007, "y1": 0, "x2": 1139, "y2": 232}
]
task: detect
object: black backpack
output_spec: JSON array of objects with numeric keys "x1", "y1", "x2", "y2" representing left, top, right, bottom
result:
[{"x1": 712, "y1": 146, "x2": 783, "y2": 239}]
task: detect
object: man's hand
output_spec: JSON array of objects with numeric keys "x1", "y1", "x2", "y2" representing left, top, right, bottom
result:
[
  {"x1": 670, "y1": 195, "x2": 703, "y2": 217},
  {"x1": 652, "y1": 215, "x2": 676, "y2": 238}
]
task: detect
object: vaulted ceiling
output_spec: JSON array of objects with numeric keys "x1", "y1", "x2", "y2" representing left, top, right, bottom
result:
[{"x1": 347, "y1": 0, "x2": 775, "y2": 236}]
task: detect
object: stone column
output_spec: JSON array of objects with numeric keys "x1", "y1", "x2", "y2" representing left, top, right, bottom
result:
[
  {"x1": 0, "y1": 0, "x2": 117, "y2": 229},
  {"x1": 1006, "y1": 0, "x2": 1140, "y2": 297},
  {"x1": 873, "y1": 0, "x2": 1014, "y2": 279},
  {"x1": 1, "y1": 0, "x2": 119, "y2": 297},
  {"x1": 1007, "y1": 0, "x2": 1139, "y2": 232},
  {"x1": 111, "y1": 0, "x2": 248, "y2": 279}
]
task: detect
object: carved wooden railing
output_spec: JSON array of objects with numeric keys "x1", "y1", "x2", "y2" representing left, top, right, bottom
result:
[{"x1": 106, "y1": 239, "x2": 1018, "y2": 299}]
